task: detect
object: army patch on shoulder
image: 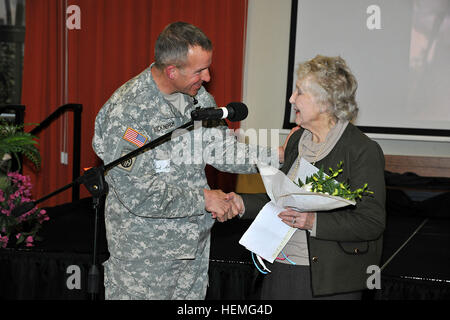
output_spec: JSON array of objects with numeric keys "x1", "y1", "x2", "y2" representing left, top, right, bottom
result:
[
  {"x1": 123, "y1": 127, "x2": 148, "y2": 147},
  {"x1": 118, "y1": 149, "x2": 137, "y2": 172}
]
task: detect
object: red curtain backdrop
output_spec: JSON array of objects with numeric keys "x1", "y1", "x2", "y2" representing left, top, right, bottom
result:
[{"x1": 22, "y1": 0, "x2": 248, "y2": 207}]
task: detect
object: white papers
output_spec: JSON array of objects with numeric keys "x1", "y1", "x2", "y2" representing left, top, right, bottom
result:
[
  {"x1": 239, "y1": 202, "x2": 296, "y2": 263},
  {"x1": 239, "y1": 158, "x2": 356, "y2": 262}
]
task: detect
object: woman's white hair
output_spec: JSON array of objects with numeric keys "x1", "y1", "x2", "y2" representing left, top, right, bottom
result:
[{"x1": 297, "y1": 55, "x2": 359, "y2": 121}]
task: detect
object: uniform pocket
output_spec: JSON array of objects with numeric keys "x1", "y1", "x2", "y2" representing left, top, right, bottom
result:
[{"x1": 338, "y1": 241, "x2": 369, "y2": 255}]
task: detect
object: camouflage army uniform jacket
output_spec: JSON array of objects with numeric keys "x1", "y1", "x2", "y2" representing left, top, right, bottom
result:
[{"x1": 93, "y1": 65, "x2": 268, "y2": 263}]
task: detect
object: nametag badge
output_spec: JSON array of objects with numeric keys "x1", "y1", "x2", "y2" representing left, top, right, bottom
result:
[
  {"x1": 154, "y1": 159, "x2": 171, "y2": 173},
  {"x1": 154, "y1": 121, "x2": 176, "y2": 133}
]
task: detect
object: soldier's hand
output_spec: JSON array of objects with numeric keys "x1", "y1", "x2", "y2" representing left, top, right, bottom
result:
[
  {"x1": 210, "y1": 192, "x2": 244, "y2": 222},
  {"x1": 204, "y1": 189, "x2": 234, "y2": 222}
]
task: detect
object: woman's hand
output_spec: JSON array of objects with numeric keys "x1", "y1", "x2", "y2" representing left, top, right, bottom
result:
[
  {"x1": 225, "y1": 192, "x2": 245, "y2": 216},
  {"x1": 278, "y1": 208, "x2": 315, "y2": 230}
]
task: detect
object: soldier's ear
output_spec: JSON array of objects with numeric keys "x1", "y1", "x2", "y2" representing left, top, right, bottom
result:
[{"x1": 166, "y1": 65, "x2": 177, "y2": 80}]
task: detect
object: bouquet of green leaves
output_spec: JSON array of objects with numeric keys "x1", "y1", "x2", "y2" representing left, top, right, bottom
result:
[{"x1": 294, "y1": 161, "x2": 373, "y2": 201}]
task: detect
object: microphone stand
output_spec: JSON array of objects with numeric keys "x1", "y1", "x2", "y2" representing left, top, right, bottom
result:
[{"x1": 14, "y1": 118, "x2": 197, "y2": 300}]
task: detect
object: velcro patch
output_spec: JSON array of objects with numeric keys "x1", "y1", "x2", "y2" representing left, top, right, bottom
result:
[
  {"x1": 123, "y1": 127, "x2": 148, "y2": 147},
  {"x1": 117, "y1": 149, "x2": 136, "y2": 172}
]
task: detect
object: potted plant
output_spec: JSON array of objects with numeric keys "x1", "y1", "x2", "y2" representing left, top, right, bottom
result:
[
  {"x1": 0, "y1": 120, "x2": 41, "y2": 176},
  {"x1": 0, "y1": 121, "x2": 48, "y2": 248}
]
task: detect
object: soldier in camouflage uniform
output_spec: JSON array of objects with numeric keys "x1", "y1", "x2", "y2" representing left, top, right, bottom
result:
[{"x1": 92, "y1": 22, "x2": 277, "y2": 299}]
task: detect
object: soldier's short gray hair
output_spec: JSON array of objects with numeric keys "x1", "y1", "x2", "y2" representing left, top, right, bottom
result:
[{"x1": 154, "y1": 21, "x2": 212, "y2": 69}]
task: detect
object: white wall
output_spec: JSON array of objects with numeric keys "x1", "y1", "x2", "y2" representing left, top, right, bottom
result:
[
  {"x1": 243, "y1": 0, "x2": 450, "y2": 157},
  {"x1": 242, "y1": 0, "x2": 290, "y2": 132}
]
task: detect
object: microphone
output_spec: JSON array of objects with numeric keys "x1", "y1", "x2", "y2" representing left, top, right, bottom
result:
[{"x1": 191, "y1": 102, "x2": 248, "y2": 122}]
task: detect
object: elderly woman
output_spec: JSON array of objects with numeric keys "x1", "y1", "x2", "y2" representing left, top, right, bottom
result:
[{"x1": 237, "y1": 55, "x2": 386, "y2": 299}]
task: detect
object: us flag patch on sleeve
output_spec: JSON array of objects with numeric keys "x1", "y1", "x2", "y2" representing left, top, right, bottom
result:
[{"x1": 123, "y1": 127, "x2": 148, "y2": 147}]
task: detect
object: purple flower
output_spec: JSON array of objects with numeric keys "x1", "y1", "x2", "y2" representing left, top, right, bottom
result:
[
  {"x1": 0, "y1": 172, "x2": 48, "y2": 248},
  {"x1": 0, "y1": 235, "x2": 9, "y2": 248},
  {"x1": 25, "y1": 236, "x2": 34, "y2": 247}
]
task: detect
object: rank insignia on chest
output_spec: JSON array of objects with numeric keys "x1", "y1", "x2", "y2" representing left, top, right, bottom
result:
[{"x1": 123, "y1": 127, "x2": 148, "y2": 147}]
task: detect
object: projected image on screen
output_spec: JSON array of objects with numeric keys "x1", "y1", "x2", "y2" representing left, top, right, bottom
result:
[{"x1": 285, "y1": 0, "x2": 450, "y2": 135}]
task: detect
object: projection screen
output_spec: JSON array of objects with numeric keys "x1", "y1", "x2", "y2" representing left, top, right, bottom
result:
[{"x1": 284, "y1": 0, "x2": 450, "y2": 137}]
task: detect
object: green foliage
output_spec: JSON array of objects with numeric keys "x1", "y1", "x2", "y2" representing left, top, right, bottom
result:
[
  {"x1": 295, "y1": 161, "x2": 373, "y2": 201},
  {"x1": 0, "y1": 121, "x2": 41, "y2": 171}
]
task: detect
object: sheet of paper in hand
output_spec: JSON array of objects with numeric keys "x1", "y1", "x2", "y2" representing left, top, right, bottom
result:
[{"x1": 239, "y1": 201, "x2": 296, "y2": 263}]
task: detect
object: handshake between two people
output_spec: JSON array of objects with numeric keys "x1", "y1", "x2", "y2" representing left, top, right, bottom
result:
[
  {"x1": 203, "y1": 125, "x2": 308, "y2": 224},
  {"x1": 203, "y1": 189, "x2": 244, "y2": 222},
  {"x1": 203, "y1": 188, "x2": 315, "y2": 229}
]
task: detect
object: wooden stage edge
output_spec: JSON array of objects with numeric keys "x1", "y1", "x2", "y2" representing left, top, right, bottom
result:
[{"x1": 235, "y1": 155, "x2": 450, "y2": 194}]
